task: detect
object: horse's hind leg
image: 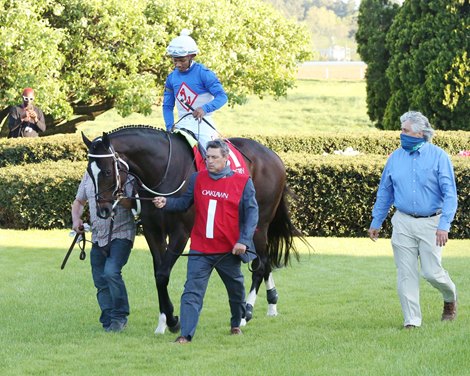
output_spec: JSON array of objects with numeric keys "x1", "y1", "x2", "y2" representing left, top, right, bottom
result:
[
  {"x1": 245, "y1": 256, "x2": 263, "y2": 323},
  {"x1": 264, "y1": 269, "x2": 279, "y2": 316},
  {"x1": 245, "y1": 261, "x2": 279, "y2": 323}
]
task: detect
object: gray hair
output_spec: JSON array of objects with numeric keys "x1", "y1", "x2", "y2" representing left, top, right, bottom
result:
[
  {"x1": 206, "y1": 139, "x2": 230, "y2": 157},
  {"x1": 400, "y1": 111, "x2": 435, "y2": 141}
]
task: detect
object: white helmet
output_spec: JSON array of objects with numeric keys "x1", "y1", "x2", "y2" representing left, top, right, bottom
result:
[{"x1": 166, "y1": 29, "x2": 198, "y2": 57}]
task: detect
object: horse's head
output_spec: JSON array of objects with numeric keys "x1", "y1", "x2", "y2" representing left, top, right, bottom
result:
[{"x1": 82, "y1": 132, "x2": 129, "y2": 219}]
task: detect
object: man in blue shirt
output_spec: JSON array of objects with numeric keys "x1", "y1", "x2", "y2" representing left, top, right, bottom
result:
[
  {"x1": 368, "y1": 111, "x2": 458, "y2": 329},
  {"x1": 163, "y1": 29, "x2": 228, "y2": 151}
]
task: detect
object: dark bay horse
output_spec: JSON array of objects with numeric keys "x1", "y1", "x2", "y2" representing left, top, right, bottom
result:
[{"x1": 82, "y1": 125, "x2": 303, "y2": 334}]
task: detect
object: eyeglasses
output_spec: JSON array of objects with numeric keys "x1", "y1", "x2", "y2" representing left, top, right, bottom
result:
[{"x1": 23, "y1": 96, "x2": 34, "y2": 101}]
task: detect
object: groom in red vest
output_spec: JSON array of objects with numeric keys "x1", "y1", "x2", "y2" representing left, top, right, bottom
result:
[{"x1": 153, "y1": 139, "x2": 259, "y2": 343}]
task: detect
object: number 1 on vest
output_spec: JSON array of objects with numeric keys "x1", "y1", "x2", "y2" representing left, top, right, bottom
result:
[{"x1": 206, "y1": 199, "x2": 217, "y2": 239}]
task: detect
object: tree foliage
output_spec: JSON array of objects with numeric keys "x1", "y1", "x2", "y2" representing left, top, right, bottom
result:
[
  {"x1": 384, "y1": 0, "x2": 469, "y2": 130},
  {"x1": 357, "y1": 0, "x2": 469, "y2": 131},
  {"x1": 0, "y1": 0, "x2": 311, "y2": 135},
  {"x1": 356, "y1": 0, "x2": 399, "y2": 128}
]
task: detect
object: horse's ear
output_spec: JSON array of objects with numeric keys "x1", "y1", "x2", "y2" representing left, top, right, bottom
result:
[
  {"x1": 81, "y1": 132, "x2": 92, "y2": 148},
  {"x1": 102, "y1": 132, "x2": 110, "y2": 149}
]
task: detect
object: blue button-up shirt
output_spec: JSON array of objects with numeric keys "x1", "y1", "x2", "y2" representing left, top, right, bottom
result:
[{"x1": 371, "y1": 142, "x2": 458, "y2": 232}]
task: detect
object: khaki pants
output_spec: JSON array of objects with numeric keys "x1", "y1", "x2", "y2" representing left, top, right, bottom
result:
[{"x1": 391, "y1": 211, "x2": 457, "y2": 327}]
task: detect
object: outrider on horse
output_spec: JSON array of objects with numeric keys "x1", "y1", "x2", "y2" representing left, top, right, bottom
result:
[{"x1": 82, "y1": 125, "x2": 306, "y2": 334}]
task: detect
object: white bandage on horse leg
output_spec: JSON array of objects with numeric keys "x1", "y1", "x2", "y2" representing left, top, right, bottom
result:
[{"x1": 154, "y1": 313, "x2": 167, "y2": 335}]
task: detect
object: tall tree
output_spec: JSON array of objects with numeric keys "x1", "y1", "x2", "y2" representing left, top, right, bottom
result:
[
  {"x1": 384, "y1": 0, "x2": 469, "y2": 130},
  {"x1": 0, "y1": 0, "x2": 311, "y2": 136},
  {"x1": 356, "y1": 0, "x2": 399, "y2": 128}
]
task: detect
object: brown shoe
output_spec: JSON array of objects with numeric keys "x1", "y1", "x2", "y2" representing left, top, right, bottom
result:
[
  {"x1": 174, "y1": 336, "x2": 190, "y2": 344},
  {"x1": 230, "y1": 327, "x2": 242, "y2": 335},
  {"x1": 442, "y1": 301, "x2": 457, "y2": 321},
  {"x1": 404, "y1": 325, "x2": 416, "y2": 329}
]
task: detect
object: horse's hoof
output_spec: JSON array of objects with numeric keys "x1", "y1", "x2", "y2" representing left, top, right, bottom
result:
[
  {"x1": 245, "y1": 304, "x2": 254, "y2": 322},
  {"x1": 168, "y1": 316, "x2": 180, "y2": 333}
]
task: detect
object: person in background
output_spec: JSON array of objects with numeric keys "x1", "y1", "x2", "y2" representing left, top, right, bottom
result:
[
  {"x1": 8, "y1": 88, "x2": 46, "y2": 138},
  {"x1": 368, "y1": 111, "x2": 458, "y2": 329},
  {"x1": 163, "y1": 29, "x2": 228, "y2": 151},
  {"x1": 153, "y1": 139, "x2": 258, "y2": 343},
  {"x1": 71, "y1": 172, "x2": 136, "y2": 332}
]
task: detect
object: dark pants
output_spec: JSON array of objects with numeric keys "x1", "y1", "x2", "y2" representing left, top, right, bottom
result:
[
  {"x1": 180, "y1": 251, "x2": 246, "y2": 340},
  {"x1": 90, "y1": 239, "x2": 132, "y2": 328}
]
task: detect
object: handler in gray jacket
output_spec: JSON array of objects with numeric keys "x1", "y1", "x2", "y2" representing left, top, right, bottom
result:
[{"x1": 153, "y1": 139, "x2": 258, "y2": 343}]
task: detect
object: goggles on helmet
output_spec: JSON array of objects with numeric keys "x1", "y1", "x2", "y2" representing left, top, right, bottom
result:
[{"x1": 167, "y1": 29, "x2": 198, "y2": 57}]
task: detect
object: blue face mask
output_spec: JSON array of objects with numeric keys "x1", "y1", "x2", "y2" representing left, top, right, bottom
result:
[{"x1": 400, "y1": 134, "x2": 426, "y2": 153}]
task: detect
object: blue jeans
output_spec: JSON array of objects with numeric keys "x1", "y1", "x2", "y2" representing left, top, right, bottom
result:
[
  {"x1": 180, "y1": 251, "x2": 245, "y2": 340},
  {"x1": 90, "y1": 238, "x2": 132, "y2": 328}
]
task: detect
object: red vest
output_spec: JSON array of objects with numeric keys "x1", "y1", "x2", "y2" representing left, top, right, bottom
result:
[{"x1": 190, "y1": 171, "x2": 249, "y2": 253}]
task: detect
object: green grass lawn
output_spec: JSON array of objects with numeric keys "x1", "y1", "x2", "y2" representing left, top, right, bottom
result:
[
  {"x1": 76, "y1": 80, "x2": 377, "y2": 138},
  {"x1": 1, "y1": 229, "x2": 469, "y2": 375}
]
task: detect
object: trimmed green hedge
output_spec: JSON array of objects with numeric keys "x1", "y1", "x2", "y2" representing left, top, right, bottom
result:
[
  {"x1": 0, "y1": 135, "x2": 87, "y2": 167},
  {"x1": 282, "y1": 153, "x2": 469, "y2": 239},
  {"x1": 1, "y1": 131, "x2": 468, "y2": 166},
  {"x1": 250, "y1": 131, "x2": 469, "y2": 155},
  {"x1": 0, "y1": 161, "x2": 85, "y2": 229},
  {"x1": 1, "y1": 156, "x2": 468, "y2": 239}
]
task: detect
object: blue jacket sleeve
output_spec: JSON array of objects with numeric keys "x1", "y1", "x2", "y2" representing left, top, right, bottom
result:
[
  {"x1": 162, "y1": 75, "x2": 175, "y2": 130},
  {"x1": 164, "y1": 173, "x2": 197, "y2": 212},
  {"x1": 200, "y1": 68, "x2": 228, "y2": 115},
  {"x1": 237, "y1": 177, "x2": 259, "y2": 247}
]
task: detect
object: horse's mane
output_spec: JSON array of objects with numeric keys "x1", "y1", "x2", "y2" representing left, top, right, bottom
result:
[{"x1": 106, "y1": 124, "x2": 166, "y2": 135}]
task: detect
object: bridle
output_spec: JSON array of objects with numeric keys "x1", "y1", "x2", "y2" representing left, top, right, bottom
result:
[
  {"x1": 87, "y1": 134, "x2": 193, "y2": 211},
  {"x1": 88, "y1": 142, "x2": 130, "y2": 211}
]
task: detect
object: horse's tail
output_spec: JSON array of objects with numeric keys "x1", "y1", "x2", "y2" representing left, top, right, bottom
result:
[{"x1": 266, "y1": 184, "x2": 305, "y2": 269}]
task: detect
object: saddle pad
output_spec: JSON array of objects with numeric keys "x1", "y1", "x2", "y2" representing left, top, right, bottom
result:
[{"x1": 174, "y1": 129, "x2": 248, "y2": 174}]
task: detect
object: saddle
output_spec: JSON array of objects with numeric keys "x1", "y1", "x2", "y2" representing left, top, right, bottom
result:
[{"x1": 174, "y1": 129, "x2": 248, "y2": 174}]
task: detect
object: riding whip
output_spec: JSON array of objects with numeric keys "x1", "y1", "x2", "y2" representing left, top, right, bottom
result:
[{"x1": 176, "y1": 97, "x2": 218, "y2": 132}]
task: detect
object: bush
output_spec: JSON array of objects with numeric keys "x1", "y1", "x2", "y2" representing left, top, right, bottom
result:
[
  {"x1": 0, "y1": 161, "x2": 85, "y2": 229},
  {"x1": 1, "y1": 131, "x2": 468, "y2": 167},
  {"x1": 1, "y1": 154, "x2": 468, "y2": 239},
  {"x1": 282, "y1": 153, "x2": 469, "y2": 239},
  {"x1": 0, "y1": 134, "x2": 87, "y2": 167}
]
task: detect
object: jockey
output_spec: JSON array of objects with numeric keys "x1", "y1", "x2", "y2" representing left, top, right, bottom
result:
[{"x1": 163, "y1": 29, "x2": 228, "y2": 152}]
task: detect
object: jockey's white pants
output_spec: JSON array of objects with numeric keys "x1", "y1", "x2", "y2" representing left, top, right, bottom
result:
[
  {"x1": 174, "y1": 116, "x2": 219, "y2": 150},
  {"x1": 391, "y1": 210, "x2": 457, "y2": 327}
]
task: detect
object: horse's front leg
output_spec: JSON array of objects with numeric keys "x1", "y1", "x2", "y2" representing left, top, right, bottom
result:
[
  {"x1": 140, "y1": 222, "x2": 179, "y2": 335},
  {"x1": 154, "y1": 252, "x2": 181, "y2": 335},
  {"x1": 154, "y1": 225, "x2": 190, "y2": 335}
]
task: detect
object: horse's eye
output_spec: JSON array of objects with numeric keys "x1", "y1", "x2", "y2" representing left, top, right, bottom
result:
[{"x1": 103, "y1": 169, "x2": 112, "y2": 177}]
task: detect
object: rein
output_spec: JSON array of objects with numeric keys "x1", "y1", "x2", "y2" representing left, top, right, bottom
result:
[
  {"x1": 61, "y1": 230, "x2": 87, "y2": 269},
  {"x1": 176, "y1": 249, "x2": 260, "y2": 273}
]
